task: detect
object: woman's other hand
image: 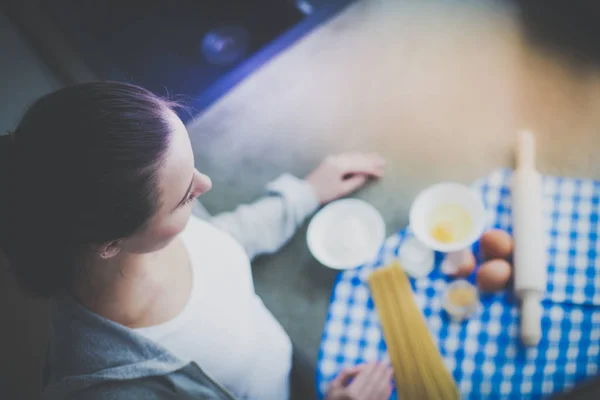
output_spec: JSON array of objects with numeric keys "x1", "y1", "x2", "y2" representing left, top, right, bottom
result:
[
  {"x1": 325, "y1": 363, "x2": 394, "y2": 400},
  {"x1": 305, "y1": 153, "x2": 386, "y2": 205}
]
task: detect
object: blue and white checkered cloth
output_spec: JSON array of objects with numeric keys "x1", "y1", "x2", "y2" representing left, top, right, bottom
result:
[{"x1": 316, "y1": 169, "x2": 600, "y2": 399}]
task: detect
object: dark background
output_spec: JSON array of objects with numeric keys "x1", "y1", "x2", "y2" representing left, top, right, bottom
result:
[{"x1": 45, "y1": 0, "x2": 304, "y2": 120}]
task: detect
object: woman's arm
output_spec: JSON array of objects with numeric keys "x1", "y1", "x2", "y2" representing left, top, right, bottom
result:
[
  {"x1": 195, "y1": 153, "x2": 386, "y2": 260},
  {"x1": 202, "y1": 174, "x2": 319, "y2": 260}
]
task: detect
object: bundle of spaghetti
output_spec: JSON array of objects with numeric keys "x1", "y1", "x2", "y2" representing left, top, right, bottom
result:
[{"x1": 368, "y1": 262, "x2": 459, "y2": 400}]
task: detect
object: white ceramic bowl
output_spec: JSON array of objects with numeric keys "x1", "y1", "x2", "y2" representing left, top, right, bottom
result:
[
  {"x1": 409, "y1": 182, "x2": 486, "y2": 253},
  {"x1": 307, "y1": 199, "x2": 386, "y2": 270}
]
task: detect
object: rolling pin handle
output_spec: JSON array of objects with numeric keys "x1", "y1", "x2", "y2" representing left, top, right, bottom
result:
[
  {"x1": 517, "y1": 131, "x2": 536, "y2": 168},
  {"x1": 521, "y1": 292, "x2": 542, "y2": 347}
]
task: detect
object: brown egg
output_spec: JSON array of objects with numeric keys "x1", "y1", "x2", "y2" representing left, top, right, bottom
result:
[
  {"x1": 480, "y1": 229, "x2": 514, "y2": 260},
  {"x1": 450, "y1": 251, "x2": 476, "y2": 278},
  {"x1": 476, "y1": 259, "x2": 512, "y2": 293}
]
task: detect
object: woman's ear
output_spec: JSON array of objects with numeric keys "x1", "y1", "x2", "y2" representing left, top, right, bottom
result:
[{"x1": 97, "y1": 240, "x2": 122, "y2": 259}]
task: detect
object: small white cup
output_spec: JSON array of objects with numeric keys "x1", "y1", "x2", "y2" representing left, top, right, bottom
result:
[
  {"x1": 307, "y1": 199, "x2": 386, "y2": 270},
  {"x1": 409, "y1": 182, "x2": 486, "y2": 273},
  {"x1": 442, "y1": 279, "x2": 480, "y2": 321},
  {"x1": 409, "y1": 182, "x2": 486, "y2": 252}
]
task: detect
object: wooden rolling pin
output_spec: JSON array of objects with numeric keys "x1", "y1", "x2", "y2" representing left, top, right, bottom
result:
[{"x1": 512, "y1": 131, "x2": 548, "y2": 346}]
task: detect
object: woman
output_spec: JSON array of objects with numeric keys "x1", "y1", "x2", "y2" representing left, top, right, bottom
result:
[{"x1": 0, "y1": 82, "x2": 393, "y2": 399}]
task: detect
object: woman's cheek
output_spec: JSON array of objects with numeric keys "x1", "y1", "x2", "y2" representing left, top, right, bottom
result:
[{"x1": 161, "y1": 211, "x2": 192, "y2": 239}]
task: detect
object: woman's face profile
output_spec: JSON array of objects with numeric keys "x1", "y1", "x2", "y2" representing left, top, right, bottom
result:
[{"x1": 119, "y1": 110, "x2": 212, "y2": 255}]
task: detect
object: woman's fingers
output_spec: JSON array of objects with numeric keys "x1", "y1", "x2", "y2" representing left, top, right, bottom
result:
[
  {"x1": 347, "y1": 363, "x2": 377, "y2": 397},
  {"x1": 340, "y1": 174, "x2": 369, "y2": 195},
  {"x1": 306, "y1": 152, "x2": 386, "y2": 204},
  {"x1": 365, "y1": 363, "x2": 391, "y2": 398},
  {"x1": 348, "y1": 363, "x2": 394, "y2": 400},
  {"x1": 329, "y1": 366, "x2": 363, "y2": 390},
  {"x1": 335, "y1": 153, "x2": 386, "y2": 177},
  {"x1": 375, "y1": 365, "x2": 395, "y2": 399}
]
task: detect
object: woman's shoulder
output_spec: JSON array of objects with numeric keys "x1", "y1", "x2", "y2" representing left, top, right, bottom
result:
[
  {"x1": 181, "y1": 214, "x2": 220, "y2": 241},
  {"x1": 181, "y1": 215, "x2": 251, "y2": 267},
  {"x1": 182, "y1": 215, "x2": 243, "y2": 248}
]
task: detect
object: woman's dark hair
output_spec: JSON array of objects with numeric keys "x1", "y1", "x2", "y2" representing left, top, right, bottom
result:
[{"x1": 0, "y1": 82, "x2": 177, "y2": 297}]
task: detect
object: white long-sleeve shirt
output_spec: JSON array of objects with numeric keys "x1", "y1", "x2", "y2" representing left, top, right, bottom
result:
[
  {"x1": 196, "y1": 174, "x2": 321, "y2": 260},
  {"x1": 134, "y1": 175, "x2": 320, "y2": 400}
]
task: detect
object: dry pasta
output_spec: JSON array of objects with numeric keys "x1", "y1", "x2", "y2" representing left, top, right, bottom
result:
[{"x1": 368, "y1": 262, "x2": 460, "y2": 400}]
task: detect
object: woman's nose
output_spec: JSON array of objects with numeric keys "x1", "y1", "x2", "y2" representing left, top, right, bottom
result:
[{"x1": 193, "y1": 170, "x2": 212, "y2": 196}]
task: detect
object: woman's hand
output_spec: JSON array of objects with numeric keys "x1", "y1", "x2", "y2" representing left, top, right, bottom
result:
[
  {"x1": 325, "y1": 363, "x2": 394, "y2": 400},
  {"x1": 305, "y1": 153, "x2": 386, "y2": 205}
]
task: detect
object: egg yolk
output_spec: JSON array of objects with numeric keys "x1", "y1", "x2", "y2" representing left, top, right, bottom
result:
[
  {"x1": 431, "y1": 223, "x2": 455, "y2": 243},
  {"x1": 428, "y1": 203, "x2": 473, "y2": 244},
  {"x1": 448, "y1": 287, "x2": 476, "y2": 307}
]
